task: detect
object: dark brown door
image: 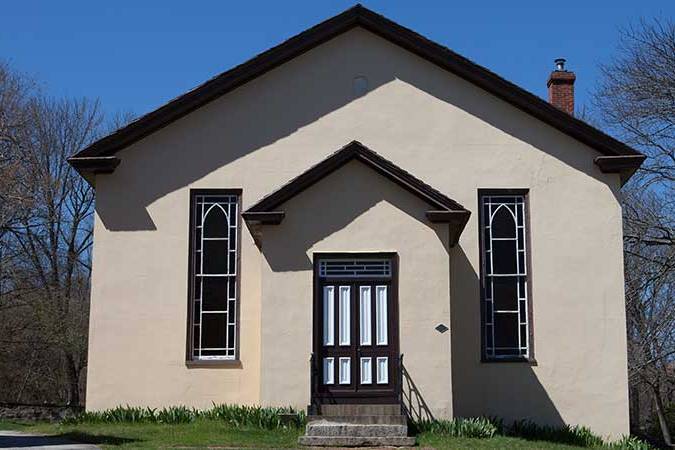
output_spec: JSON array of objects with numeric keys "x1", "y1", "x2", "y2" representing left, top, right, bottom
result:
[{"x1": 313, "y1": 255, "x2": 399, "y2": 404}]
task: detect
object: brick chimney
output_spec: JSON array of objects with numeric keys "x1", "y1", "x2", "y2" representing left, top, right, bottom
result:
[{"x1": 547, "y1": 58, "x2": 576, "y2": 115}]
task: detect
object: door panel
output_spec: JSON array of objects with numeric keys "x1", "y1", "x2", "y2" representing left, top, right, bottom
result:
[
  {"x1": 322, "y1": 286, "x2": 334, "y2": 346},
  {"x1": 338, "y1": 286, "x2": 351, "y2": 346},
  {"x1": 314, "y1": 256, "x2": 399, "y2": 403}
]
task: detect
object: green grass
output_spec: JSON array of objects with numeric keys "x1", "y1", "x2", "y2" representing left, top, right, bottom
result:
[
  {"x1": 419, "y1": 432, "x2": 599, "y2": 449},
  {"x1": 0, "y1": 419, "x2": 650, "y2": 449},
  {"x1": 0, "y1": 419, "x2": 302, "y2": 448},
  {"x1": 0, "y1": 420, "x2": 590, "y2": 449},
  {"x1": 0, "y1": 420, "x2": 36, "y2": 431},
  {"x1": 0, "y1": 406, "x2": 653, "y2": 449}
]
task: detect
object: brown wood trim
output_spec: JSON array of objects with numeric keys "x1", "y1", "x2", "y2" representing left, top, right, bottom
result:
[
  {"x1": 185, "y1": 188, "x2": 243, "y2": 367},
  {"x1": 480, "y1": 356, "x2": 537, "y2": 365},
  {"x1": 426, "y1": 210, "x2": 471, "y2": 247},
  {"x1": 67, "y1": 156, "x2": 121, "y2": 186},
  {"x1": 425, "y1": 210, "x2": 470, "y2": 223},
  {"x1": 523, "y1": 190, "x2": 535, "y2": 363},
  {"x1": 242, "y1": 142, "x2": 471, "y2": 247},
  {"x1": 240, "y1": 211, "x2": 285, "y2": 224},
  {"x1": 71, "y1": 5, "x2": 642, "y2": 169},
  {"x1": 67, "y1": 156, "x2": 121, "y2": 172},
  {"x1": 246, "y1": 141, "x2": 467, "y2": 214},
  {"x1": 594, "y1": 155, "x2": 646, "y2": 185},
  {"x1": 477, "y1": 189, "x2": 536, "y2": 364},
  {"x1": 185, "y1": 359, "x2": 243, "y2": 369},
  {"x1": 311, "y1": 252, "x2": 400, "y2": 405}
]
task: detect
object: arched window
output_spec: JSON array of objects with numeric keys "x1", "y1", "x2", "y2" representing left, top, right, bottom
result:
[
  {"x1": 188, "y1": 190, "x2": 240, "y2": 362},
  {"x1": 203, "y1": 204, "x2": 229, "y2": 239},
  {"x1": 490, "y1": 205, "x2": 516, "y2": 238},
  {"x1": 480, "y1": 191, "x2": 531, "y2": 360}
]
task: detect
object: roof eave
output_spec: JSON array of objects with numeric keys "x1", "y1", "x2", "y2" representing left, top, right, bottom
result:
[
  {"x1": 70, "y1": 4, "x2": 643, "y2": 165},
  {"x1": 243, "y1": 141, "x2": 471, "y2": 248},
  {"x1": 426, "y1": 210, "x2": 472, "y2": 246},
  {"x1": 240, "y1": 211, "x2": 285, "y2": 225},
  {"x1": 67, "y1": 156, "x2": 121, "y2": 187},
  {"x1": 594, "y1": 154, "x2": 646, "y2": 185}
]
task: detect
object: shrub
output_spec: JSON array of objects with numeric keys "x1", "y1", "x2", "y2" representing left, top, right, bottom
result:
[
  {"x1": 63, "y1": 405, "x2": 158, "y2": 424},
  {"x1": 156, "y1": 406, "x2": 198, "y2": 424},
  {"x1": 413, "y1": 417, "x2": 498, "y2": 438},
  {"x1": 509, "y1": 420, "x2": 604, "y2": 447},
  {"x1": 606, "y1": 435, "x2": 654, "y2": 450},
  {"x1": 62, "y1": 404, "x2": 305, "y2": 429},
  {"x1": 413, "y1": 417, "x2": 652, "y2": 448},
  {"x1": 204, "y1": 404, "x2": 305, "y2": 429}
]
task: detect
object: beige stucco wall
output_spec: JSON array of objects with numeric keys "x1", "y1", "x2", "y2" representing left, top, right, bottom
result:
[
  {"x1": 258, "y1": 160, "x2": 452, "y2": 416},
  {"x1": 87, "y1": 27, "x2": 629, "y2": 438}
]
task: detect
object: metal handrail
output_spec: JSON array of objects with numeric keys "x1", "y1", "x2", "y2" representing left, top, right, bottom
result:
[
  {"x1": 309, "y1": 352, "x2": 318, "y2": 414},
  {"x1": 399, "y1": 353, "x2": 404, "y2": 407}
]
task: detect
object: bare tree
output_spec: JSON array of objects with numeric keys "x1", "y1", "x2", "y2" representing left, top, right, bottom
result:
[
  {"x1": 623, "y1": 188, "x2": 675, "y2": 445},
  {"x1": 595, "y1": 19, "x2": 675, "y2": 194},
  {"x1": 0, "y1": 63, "x2": 35, "y2": 282},
  {"x1": 594, "y1": 19, "x2": 675, "y2": 446},
  {"x1": 0, "y1": 62, "x2": 102, "y2": 405}
]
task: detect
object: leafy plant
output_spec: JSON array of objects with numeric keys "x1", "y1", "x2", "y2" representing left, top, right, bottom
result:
[
  {"x1": 606, "y1": 435, "x2": 654, "y2": 450},
  {"x1": 62, "y1": 404, "x2": 305, "y2": 429},
  {"x1": 156, "y1": 406, "x2": 198, "y2": 424},
  {"x1": 413, "y1": 416, "x2": 653, "y2": 449},
  {"x1": 63, "y1": 406, "x2": 158, "y2": 424},
  {"x1": 509, "y1": 420, "x2": 604, "y2": 447},
  {"x1": 413, "y1": 417, "x2": 498, "y2": 438},
  {"x1": 204, "y1": 404, "x2": 305, "y2": 429}
]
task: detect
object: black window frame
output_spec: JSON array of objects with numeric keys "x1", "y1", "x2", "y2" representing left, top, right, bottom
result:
[
  {"x1": 478, "y1": 189, "x2": 536, "y2": 364},
  {"x1": 186, "y1": 188, "x2": 243, "y2": 368}
]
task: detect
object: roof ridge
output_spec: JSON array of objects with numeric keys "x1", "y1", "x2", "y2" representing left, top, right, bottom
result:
[{"x1": 69, "y1": 4, "x2": 644, "y2": 184}]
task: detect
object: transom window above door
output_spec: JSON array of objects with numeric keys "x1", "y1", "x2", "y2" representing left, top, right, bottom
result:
[{"x1": 319, "y1": 259, "x2": 392, "y2": 278}]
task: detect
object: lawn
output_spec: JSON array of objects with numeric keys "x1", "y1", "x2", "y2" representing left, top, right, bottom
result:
[
  {"x1": 0, "y1": 419, "x2": 619, "y2": 449},
  {"x1": 0, "y1": 419, "x2": 302, "y2": 448},
  {"x1": 418, "y1": 432, "x2": 597, "y2": 449}
]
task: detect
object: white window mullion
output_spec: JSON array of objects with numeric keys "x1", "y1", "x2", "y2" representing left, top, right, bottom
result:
[
  {"x1": 482, "y1": 194, "x2": 529, "y2": 359},
  {"x1": 192, "y1": 194, "x2": 239, "y2": 361}
]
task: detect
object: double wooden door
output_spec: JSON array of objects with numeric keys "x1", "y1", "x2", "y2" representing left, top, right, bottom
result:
[{"x1": 313, "y1": 256, "x2": 399, "y2": 404}]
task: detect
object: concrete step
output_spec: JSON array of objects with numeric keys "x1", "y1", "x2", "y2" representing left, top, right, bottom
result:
[
  {"x1": 319, "y1": 404, "x2": 401, "y2": 416},
  {"x1": 305, "y1": 422, "x2": 407, "y2": 437},
  {"x1": 298, "y1": 435, "x2": 416, "y2": 447},
  {"x1": 308, "y1": 414, "x2": 406, "y2": 425}
]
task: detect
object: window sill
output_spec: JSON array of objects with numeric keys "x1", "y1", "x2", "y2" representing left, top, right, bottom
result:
[
  {"x1": 481, "y1": 357, "x2": 537, "y2": 366},
  {"x1": 186, "y1": 359, "x2": 242, "y2": 369}
]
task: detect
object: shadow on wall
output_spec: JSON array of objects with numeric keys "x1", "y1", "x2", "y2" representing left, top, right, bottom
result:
[
  {"x1": 260, "y1": 161, "x2": 448, "y2": 273},
  {"x1": 401, "y1": 362, "x2": 435, "y2": 423},
  {"x1": 95, "y1": 30, "x2": 616, "y2": 232},
  {"x1": 450, "y1": 245, "x2": 565, "y2": 427}
]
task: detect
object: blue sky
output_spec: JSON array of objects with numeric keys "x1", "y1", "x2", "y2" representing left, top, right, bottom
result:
[{"x1": 2, "y1": 1, "x2": 673, "y2": 120}]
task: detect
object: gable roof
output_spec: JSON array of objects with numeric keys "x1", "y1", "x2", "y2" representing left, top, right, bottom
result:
[
  {"x1": 242, "y1": 141, "x2": 471, "y2": 246},
  {"x1": 68, "y1": 4, "x2": 644, "y2": 184}
]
